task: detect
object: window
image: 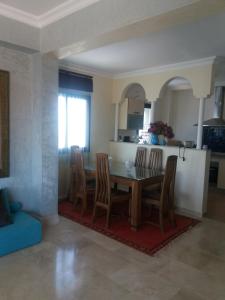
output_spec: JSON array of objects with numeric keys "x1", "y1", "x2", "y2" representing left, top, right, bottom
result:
[
  {"x1": 139, "y1": 103, "x2": 151, "y2": 143},
  {"x1": 58, "y1": 93, "x2": 91, "y2": 150},
  {"x1": 58, "y1": 69, "x2": 93, "y2": 151}
]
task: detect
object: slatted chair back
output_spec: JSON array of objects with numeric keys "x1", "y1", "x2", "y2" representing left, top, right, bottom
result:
[
  {"x1": 134, "y1": 147, "x2": 147, "y2": 168},
  {"x1": 160, "y1": 155, "x2": 177, "y2": 212},
  {"x1": 73, "y1": 150, "x2": 86, "y2": 195},
  {"x1": 70, "y1": 145, "x2": 80, "y2": 165},
  {"x1": 95, "y1": 153, "x2": 111, "y2": 207},
  {"x1": 148, "y1": 148, "x2": 163, "y2": 170}
]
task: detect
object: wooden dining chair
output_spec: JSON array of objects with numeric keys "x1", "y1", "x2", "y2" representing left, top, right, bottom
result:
[
  {"x1": 71, "y1": 150, "x2": 95, "y2": 215},
  {"x1": 92, "y1": 153, "x2": 130, "y2": 228},
  {"x1": 142, "y1": 155, "x2": 178, "y2": 233},
  {"x1": 148, "y1": 148, "x2": 163, "y2": 170},
  {"x1": 143, "y1": 148, "x2": 163, "y2": 193},
  {"x1": 134, "y1": 147, "x2": 147, "y2": 168}
]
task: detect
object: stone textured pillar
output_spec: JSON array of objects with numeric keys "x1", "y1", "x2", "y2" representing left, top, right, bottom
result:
[
  {"x1": 31, "y1": 53, "x2": 59, "y2": 224},
  {"x1": 197, "y1": 97, "x2": 205, "y2": 150}
]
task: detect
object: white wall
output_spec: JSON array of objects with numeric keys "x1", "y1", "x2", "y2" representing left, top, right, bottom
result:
[
  {"x1": 90, "y1": 75, "x2": 114, "y2": 159},
  {"x1": 109, "y1": 141, "x2": 210, "y2": 217}
]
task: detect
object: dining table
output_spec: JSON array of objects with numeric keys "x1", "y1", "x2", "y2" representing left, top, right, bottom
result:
[{"x1": 85, "y1": 159, "x2": 164, "y2": 230}]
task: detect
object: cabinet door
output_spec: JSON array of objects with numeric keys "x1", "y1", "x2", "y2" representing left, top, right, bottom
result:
[
  {"x1": 127, "y1": 114, "x2": 144, "y2": 130},
  {"x1": 119, "y1": 99, "x2": 128, "y2": 129},
  {"x1": 218, "y1": 159, "x2": 225, "y2": 189},
  {"x1": 128, "y1": 99, "x2": 144, "y2": 115}
]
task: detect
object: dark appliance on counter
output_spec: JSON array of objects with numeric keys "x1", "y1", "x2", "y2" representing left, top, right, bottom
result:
[{"x1": 123, "y1": 136, "x2": 130, "y2": 142}]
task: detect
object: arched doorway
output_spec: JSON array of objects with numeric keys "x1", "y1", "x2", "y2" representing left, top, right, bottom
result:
[
  {"x1": 156, "y1": 77, "x2": 197, "y2": 145},
  {"x1": 115, "y1": 83, "x2": 150, "y2": 143}
]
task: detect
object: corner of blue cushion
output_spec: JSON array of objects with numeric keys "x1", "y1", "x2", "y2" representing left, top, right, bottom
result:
[{"x1": 9, "y1": 201, "x2": 23, "y2": 213}]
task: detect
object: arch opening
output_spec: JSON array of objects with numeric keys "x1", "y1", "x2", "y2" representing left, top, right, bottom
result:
[
  {"x1": 120, "y1": 83, "x2": 147, "y2": 103},
  {"x1": 156, "y1": 76, "x2": 198, "y2": 146}
]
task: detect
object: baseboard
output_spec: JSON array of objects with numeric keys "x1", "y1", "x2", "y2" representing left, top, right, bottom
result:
[{"x1": 175, "y1": 207, "x2": 202, "y2": 220}]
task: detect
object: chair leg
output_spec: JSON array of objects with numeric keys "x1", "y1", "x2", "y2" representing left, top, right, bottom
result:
[
  {"x1": 73, "y1": 196, "x2": 79, "y2": 208},
  {"x1": 159, "y1": 211, "x2": 164, "y2": 234},
  {"x1": 169, "y1": 209, "x2": 176, "y2": 227},
  {"x1": 106, "y1": 206, "x2": 111, "y2": 228},
  {"x1": 92, "y1": 203, "x2": 97, "y2": 223},
  {"x1": 81, "y1": 194, "x2": 87, "y2": 216},
  {"x1": 148, "y1": 204, "x2": 153, "y2": 217},
  {"x1": 128, "y1": 199, "x2": 131, "y2": 218}
]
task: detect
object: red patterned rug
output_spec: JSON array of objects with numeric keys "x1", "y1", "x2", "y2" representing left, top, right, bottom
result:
[{"x1": 59, "y1": 200, "x2": 199, "y2": 255}]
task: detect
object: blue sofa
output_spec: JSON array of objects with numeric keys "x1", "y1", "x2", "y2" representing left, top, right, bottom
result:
[{"x1": 0, "y1": 190, "x2": 42, "y2": 256}]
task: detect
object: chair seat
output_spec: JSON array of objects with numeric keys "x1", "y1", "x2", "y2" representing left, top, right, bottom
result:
[
  {"x1": 111, "y1": 190, "x2": 130, "y2": 203},
  {"x1": 143, "y1": 197, "x2": 160, "y2": 207},
  {"x1": 143, "y1": 189, "x2": 160, "y2": 204},
  {"x1": 142, "y1": 183, "x2": 161, "y2": 194}
]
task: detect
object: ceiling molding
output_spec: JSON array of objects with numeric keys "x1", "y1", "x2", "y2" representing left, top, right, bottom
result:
[
  {"x1": 0, "y1": 0, "x2": 100, "y2": 28},
  {"x1": 0, "y1": 2, "x2": 39, "y2": 27},
  {"x1": 113, "y1": 56, "x2": 216, "y2": 79},
  {"x1": 61, "y1": 56, "x2": 217, "y2": 80},
  {"x1": 39, "y1": 0, "x2": 100, "y2": 27}
]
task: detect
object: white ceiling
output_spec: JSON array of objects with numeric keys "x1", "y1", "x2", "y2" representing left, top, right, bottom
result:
[{"x1": 63, "y1": 11, "x2": 225, "y2": 76}]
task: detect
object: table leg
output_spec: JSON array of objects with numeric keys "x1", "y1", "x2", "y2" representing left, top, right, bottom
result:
[{"x1": 131, "y1": 181, "x2": 141, "y2": 230}]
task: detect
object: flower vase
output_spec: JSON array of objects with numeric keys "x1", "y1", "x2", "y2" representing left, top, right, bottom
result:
[
  {"x1": 158, "y1": 134, "x2": 166, "y2": 145},
  {"x1": 149, "y1": 133, "x2": 159, "y2": 145}
]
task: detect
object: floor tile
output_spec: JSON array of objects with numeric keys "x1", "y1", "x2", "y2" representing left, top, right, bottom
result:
[{"x1": 1, "y1": 215, "x2": 225, "y2": 299}]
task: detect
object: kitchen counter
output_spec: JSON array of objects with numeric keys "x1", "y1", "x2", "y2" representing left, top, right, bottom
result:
[
  {"x1": 109, "y1": 141, "x2": 210, "y2": 217},
  {"x1": 110, "y1": 141, "x2": 207, "y2": 152}
]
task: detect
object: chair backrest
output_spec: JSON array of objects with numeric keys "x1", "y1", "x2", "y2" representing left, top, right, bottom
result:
[
  {"x1": 70, "y1": 145, "x2": 80, "y2": 165},
  {"x1": 148, "y1": 148, "x2": 163, "y2": 170},
  {"x1": 73, "y1": 150, "x2": 86, "y2": 195},
  {"x1": 160, "y1": 155, "x2": 178, "y2": 211},
  {"x1": 95, "y1": 153, "x2": 111, "y2": 207},
  {"x1": 134, "y1": 147, "x2": 147, "y2": 168}
]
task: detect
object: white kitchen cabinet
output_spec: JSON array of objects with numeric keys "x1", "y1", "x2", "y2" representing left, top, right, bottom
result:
[
  {"x1": 128, "y1": 98, "x2": 144, "y2": 115},
  {"x1": 119, "y1": 98, "x2": 144, "y2": 130}
]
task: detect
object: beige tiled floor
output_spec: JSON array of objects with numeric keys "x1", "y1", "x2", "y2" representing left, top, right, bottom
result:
[{"x1": 1, "y1": 216, "x2": 225, "y2": 300}]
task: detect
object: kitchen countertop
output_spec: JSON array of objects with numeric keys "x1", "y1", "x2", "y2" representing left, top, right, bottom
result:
[{"x1": 110, "y1": 140, "x2": 210, "y2": 152}]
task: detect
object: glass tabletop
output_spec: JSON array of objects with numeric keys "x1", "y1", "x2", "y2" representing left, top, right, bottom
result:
[{"x1": 85, "y1": 160, "x2": 164, "y2": 181}]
